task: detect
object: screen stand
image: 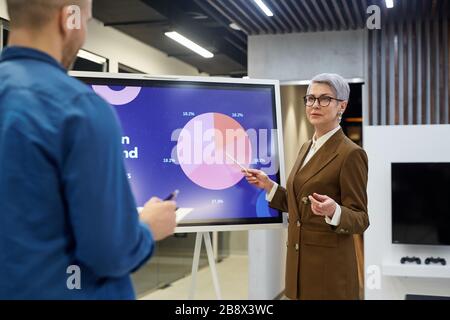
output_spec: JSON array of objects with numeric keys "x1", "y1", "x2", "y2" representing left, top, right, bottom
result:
[{"x1": 189, "y1": 232, "x2": 222, "y2": 300}]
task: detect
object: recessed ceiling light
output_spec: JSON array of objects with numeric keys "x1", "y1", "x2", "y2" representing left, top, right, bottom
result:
[
  {"x1": 253, "y1": 0, "x2": 274, "y2": 17},
  {"x1": 165, "y1": 31, "x2": 214, "y2": 59},
  {"x1": 229, "y1": 22, "x2": 241, "y2": 31},
  {"x1": 187, "y1": 11, "x2": 209, "y2": 20}
]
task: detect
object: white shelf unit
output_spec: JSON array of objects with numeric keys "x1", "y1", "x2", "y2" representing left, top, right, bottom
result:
[{"x1": 382, "y1": 263, "x2": 450, "y2": 279}]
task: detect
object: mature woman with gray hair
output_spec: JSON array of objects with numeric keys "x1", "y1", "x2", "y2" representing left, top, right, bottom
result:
[{"x1": 244, "y1": 73, "x2": 369, "y2": 300}]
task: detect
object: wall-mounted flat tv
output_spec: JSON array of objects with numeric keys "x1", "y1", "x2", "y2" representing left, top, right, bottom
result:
[{"x1": 392, "y1": 163, "x2": 450, "y2": 245}]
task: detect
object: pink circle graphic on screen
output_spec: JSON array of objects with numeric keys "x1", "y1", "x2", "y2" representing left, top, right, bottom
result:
[
  {"x1": 177, "y1": 113, "x2": 252, "y2": 190},
  {"x1": 91, "y1": 85, "x2": 142, "y2": 106}
]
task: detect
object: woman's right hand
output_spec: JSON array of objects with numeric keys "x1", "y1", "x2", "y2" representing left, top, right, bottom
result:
[{"x1": 242, "y1": 168, "x2": 275, "y2": 193}]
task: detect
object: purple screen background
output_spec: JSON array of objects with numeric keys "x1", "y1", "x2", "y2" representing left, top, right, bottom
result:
[{"x1": 89, "y1": 81, "x2": 281, "y2": 225}]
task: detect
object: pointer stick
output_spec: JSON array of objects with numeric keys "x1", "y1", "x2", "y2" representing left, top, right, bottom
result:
[{"x1": 225, "y1": 152, "x2": 249, "y2": 174}]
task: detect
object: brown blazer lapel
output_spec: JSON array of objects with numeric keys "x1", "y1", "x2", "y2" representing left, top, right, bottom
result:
[
  {"x1": 287, "y1": 140, "x2": 312, "y2": 189},
  {"x1": 294, "y1": 129, "x2": 345, "y2": 190},
  {"x1": 286, "y1": 141, "x2": 312, "y2": 220}
]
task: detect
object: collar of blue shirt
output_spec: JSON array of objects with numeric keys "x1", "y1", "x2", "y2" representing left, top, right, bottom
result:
[{"x1": 0, "y1": 46, "x2": 66, "y2": 72}]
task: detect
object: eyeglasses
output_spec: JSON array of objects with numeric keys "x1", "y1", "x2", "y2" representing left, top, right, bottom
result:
[{"x1": 303, "y1": 95, "x2": 344, "y2": 107}]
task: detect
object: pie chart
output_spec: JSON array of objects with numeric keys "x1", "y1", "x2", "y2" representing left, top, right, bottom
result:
[{"x1": 177, "y1": 113, "x2": 252, "y2": 190}]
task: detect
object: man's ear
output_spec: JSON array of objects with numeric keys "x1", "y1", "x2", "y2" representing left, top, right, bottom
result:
[{"x1": 58, "y1": 6, "x2": 69, "y2": 40}]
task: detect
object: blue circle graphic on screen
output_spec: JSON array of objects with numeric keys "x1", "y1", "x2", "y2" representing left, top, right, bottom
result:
[{"x1": 256, "y1": 190, "x2": 272, "y2": 217}]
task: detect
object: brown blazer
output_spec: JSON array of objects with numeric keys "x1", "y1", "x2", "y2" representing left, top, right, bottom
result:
[{"x1": 270, "y1": 128, "x2": 369, "y2": 300}]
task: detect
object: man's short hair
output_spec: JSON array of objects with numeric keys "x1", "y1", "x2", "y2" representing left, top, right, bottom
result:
[{"x1": 7, "y1": 0, "x2": 84, "y2": 29}]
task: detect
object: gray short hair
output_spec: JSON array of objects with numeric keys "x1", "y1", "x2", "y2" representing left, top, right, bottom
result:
[{"x1": 307, "y1": 73, "x2": 350, "y2": 101}]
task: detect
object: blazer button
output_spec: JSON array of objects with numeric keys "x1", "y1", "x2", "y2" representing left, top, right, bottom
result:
[
  {"x1": 297, "y1": 220, "x2": 301, "y2": 227},
  {"x1": 301, "y1": 197, "x2": 308, "y2": 204},
  {"x1": 295, "y1": 243, "x2": 299, "y2": 251}
]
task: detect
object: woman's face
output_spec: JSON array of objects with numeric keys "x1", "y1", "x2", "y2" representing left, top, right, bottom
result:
[{"x1": 305, "y1": 83, "x2": 346, "y2": 128}]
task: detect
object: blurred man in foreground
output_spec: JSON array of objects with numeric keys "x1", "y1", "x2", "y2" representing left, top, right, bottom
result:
[{"x1": 0, "y1": 0, "x2": 176, "y2": 299}]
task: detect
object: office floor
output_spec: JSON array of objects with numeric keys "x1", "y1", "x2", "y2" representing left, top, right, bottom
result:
[{"x1": 139, "y1": 255, "x2": 248, "y2": 300}]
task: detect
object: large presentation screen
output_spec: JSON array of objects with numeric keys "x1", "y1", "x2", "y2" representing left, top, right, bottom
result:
[{"x1": 74, "y1": 73, "x2": 284, "y2": 230}]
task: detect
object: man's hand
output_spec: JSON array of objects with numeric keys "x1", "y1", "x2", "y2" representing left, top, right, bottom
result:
[
  {"x1": 242, "y1": 168, "x2": 275, "y2": 193},
  {"x1": 308, "y1": 193, "x2": 336, "y2": 218},
  {"x1": 140, "y1": 197, "x2": 177, "y2": 241}
]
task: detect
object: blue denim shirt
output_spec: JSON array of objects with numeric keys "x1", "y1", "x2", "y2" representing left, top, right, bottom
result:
[{"x1": 0, "y1": 47, "x2": 154, "y2": 299}]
